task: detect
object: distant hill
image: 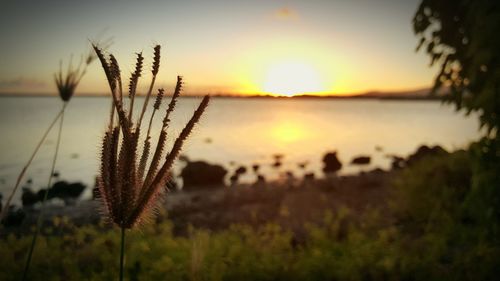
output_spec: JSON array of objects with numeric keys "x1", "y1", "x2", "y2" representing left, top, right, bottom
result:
[
  {"x1": 353, "y1": 87, "x2": 447, "y2": 100},
  {"x1": 288, "y1": 87, "x2": 448, "y2": 100}
]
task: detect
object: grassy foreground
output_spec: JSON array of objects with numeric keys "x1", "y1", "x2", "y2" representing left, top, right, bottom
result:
[{"x1": 1, "y1": 141, "x2": 499, "y2": 281}]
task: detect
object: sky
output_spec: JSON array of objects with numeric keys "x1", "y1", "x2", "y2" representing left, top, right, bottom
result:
[{"x1": 0, "y1": 0, "x2": 437, "y2": 96}]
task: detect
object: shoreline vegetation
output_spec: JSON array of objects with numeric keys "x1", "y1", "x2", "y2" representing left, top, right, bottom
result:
[{"x1": 2, "y1": 141, "x2": 499, "y2": 280}]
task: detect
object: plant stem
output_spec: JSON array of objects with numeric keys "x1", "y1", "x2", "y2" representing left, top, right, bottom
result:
[
  {"x1": 138, "y1": 75, "x2": 157, "y2": 126},
  {"x1": 120, "y1": 226, "x2": 126, "y2": 281},
  {"x1": 21, "y1": 103, "x2": 66, "y2": 281},
  {"x1": 0, "y1": 103, "x2": 66, "y2": 222}
]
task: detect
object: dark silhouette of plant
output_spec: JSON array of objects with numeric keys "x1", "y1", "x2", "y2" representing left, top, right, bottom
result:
[
  {"x1": 19, "y1": 46, "x2": 101, "y2": 281},
  {"x1": 0, "y1": 109, "x2": 63, "y2": 222},
  {"x1": 93, "y1": 44, "x2": 209, "y2": 281},
  {"x1": 414, "y1": 0, "x2": 500, "y2": 135},
  {"x1": 414, "y1": 4, "x2": 500, "y2": 276},
  {"x1": 0, "y1": 43, "x2": 108, "y2": 224}
]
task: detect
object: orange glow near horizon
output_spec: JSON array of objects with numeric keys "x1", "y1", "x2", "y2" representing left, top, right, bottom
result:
[
  {"x1": 0, "y1": 33, "x2": 434, "y2": 97},
  {"x1": 0, "y1": 31, "x2": 434, "y2": 98},
  {"x1": 231, "y1": 39, "x2": 343, "y2": 97},
  {"x1": 0, "y1": 1, "x2": 438, "y2": 97}
]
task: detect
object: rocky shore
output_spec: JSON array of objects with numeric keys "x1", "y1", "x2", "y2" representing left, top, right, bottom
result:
[{"x1": 1, "y1": 145, "x2": 448, "y2": 237}]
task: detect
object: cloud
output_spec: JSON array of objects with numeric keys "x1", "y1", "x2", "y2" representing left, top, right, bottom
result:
[
  {"x1": 274, "y1": 7, "x2": 299, "y2": 20},
  {"x1": 0, "y1": 77, "x2": 47, "y2": 89}
]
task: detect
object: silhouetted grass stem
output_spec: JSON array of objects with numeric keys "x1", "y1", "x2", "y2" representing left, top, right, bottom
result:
[
  {"x1": 21, "y1": 103, "x2": 66, "y2": 281},
  {"x1": 0, "y1": 103, "x2": 67, "y2": 222},
  {"x1": 127, "y1": 95, "x2": 210, "y2": 225},
  {"x1": 120, "y1": 226, "x2": 125, "y2": 281},
  {"x1": 138, "y1": 45, "x2": 161, "y2": 126}
]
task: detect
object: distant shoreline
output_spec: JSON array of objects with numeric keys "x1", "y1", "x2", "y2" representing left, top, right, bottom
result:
[{"x1": 0, "y1": 92, "x2": 445, "y2": 101}]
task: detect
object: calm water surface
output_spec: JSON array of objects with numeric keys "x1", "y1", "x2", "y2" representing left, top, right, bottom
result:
[{"x1": 0, "y1": 96, "x2": 481, "y2": 202}]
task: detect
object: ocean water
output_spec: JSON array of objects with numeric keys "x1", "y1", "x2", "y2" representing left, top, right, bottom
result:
[{"x1": 0, "y1": 96, "x2": 482, "y2": 202}]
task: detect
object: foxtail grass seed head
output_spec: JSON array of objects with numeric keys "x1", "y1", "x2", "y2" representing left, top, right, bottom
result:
[
  {"x1": 109, "y1": 55, "x2": 121, "y2": 82},
  {"x1": 163, "y1": 76, "x2": 183, "y2": 126},
  {"x1": 129, "y1": 52, "x2": 144, "y2": 99},
  {"x1": 55, "y1": 57, "x2": 90, "y2": 102},
  {"x1": 55, "y1": 64, "x2": 78, "y2": 102},
  {"x1": 152, "y1": 45, "x2": 160, "y2": 75},
  {"x1": 93, "y1": 44, "x2": 116, "y2": 91},
  {"x1": 154, "y1": 88, "x2": 165, "y2": 110},
  {"x1": 95, "y1": 45, "x2": 210, "y2": 228},
  {"x1": 55, "y1": 44, "x2": 100, "y2": 102}
]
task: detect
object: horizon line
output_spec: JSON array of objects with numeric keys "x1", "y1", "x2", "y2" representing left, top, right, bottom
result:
[{"x1": 0, "y1": 86, "x2": 436, "y2": 99}]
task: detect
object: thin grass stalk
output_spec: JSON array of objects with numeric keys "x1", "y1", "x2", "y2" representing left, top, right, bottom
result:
[
  {"x1": 137, "y1": 76, "x2": 157, "y2": 127},
  {"x1": 138, "y1": 45, "x2": 160, "y2": 127},
  {"x1": 110, "y1": 84, "x2": 130, "y2": 137},
  {"x1": 109, "y1": 97, "x2": 116, "y2": 130},
  {"x1": 138, "y1": 89, "x2": 164, "y2": 182},
  {"x1": 127, "y1": 95, "x2": 209, "y2": 225},
  {"x1": 162, "y1": 95, "x2": 210, "y2": 169},
  {"x1": 145, "y1": 109, "x2": 156, "y2": 140},
  {"x1": 0, "y1": 103, "x2": 67, "y2": 222},
  {"x1": 119, "y1": 226, "x2": 126, "y2": 281},
  {"x1": 21, "y1": 103, "x2": 66, "y2": 281},
  {"x1": 141, "y1": 131, "x2": 166, "y2": 190},
  {"x1": 162, "y1": 76, "x2": 183, "y2": 129},
  {"x1": 141, "y1": 81, "x2": 181, "y2": 190}
]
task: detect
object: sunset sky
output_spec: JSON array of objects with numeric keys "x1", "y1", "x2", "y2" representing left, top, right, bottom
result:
[{"x1": 0, "y1": 0, "x2": 437, "y2": 96}]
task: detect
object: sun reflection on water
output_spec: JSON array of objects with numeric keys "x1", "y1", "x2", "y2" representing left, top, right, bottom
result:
[{"x1": 270, "y1": 121, "x2": 307, "y2": 143}]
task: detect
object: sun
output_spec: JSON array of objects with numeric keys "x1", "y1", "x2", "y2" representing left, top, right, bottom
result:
[{"x1": 262, "y1": 60, "x2": 324, "y2": 96}]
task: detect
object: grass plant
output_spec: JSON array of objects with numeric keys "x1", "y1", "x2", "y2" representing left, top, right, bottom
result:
[
  {"x1": 18, "y1": 47, "x2": 99, "y2": 281},
  {"x1": 0, "y1": 46, "x2": 101, "y2": 222},
  {"x1": 93, "y1": 43, "x2": 210, "y2": 281}
]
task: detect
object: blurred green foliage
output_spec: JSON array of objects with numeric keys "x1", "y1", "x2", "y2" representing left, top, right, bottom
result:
[
  {"x1": 0, "y1": 214, "x2": 398, "y2": 281},
  {"x1": 411, "y1": 1, "x2": 500, "y2": 277},
  {"x1": 414, "y1": 0, "x2": 500, "y2": 134},
  {"x1": 1, "y1": 142, "x2": 499, "y2": 280},
  {"x1": 391, "y1": 142, "x2": 500, "y2": 281}
]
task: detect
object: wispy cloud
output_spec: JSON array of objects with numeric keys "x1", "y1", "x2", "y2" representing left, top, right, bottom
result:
[
  {"x1": 0, "y1": 77, "x2": 47, "y2": 89},
  {"x1": 274, "y1": 7, "x2": 299, "y2": 20}
]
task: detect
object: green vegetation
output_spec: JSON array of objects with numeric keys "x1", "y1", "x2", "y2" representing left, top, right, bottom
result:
[
  {"x1": 1, "y1": 144, "x2": 498, "y2": 280},
  {"x1": 391, "y1": 143, "x2": 500, "y2": 281},
  {"x1": 414, "y1": 0, "x2": 500, "y2": 133},
  {"x1": 0, "y1": 213, "x2": 396, "y2": 281},
  {"x1": 410, "y1": 3, "x2": 500, "y2": 278}
]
